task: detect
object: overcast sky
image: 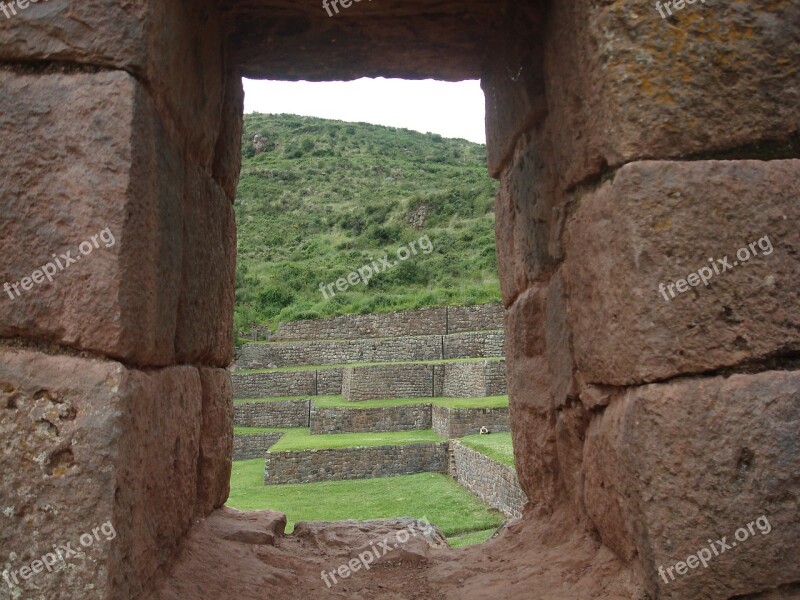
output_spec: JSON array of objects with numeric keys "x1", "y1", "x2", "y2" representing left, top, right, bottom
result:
[{"x1": 243, "y1": 78, "x2": 487, "y2": 144}]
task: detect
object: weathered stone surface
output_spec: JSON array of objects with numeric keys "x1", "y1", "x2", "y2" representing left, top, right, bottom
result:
[
  {"x1": 0, "y1": 347, "x2": 201, "y2": 599},
  {"x1": 563, "y1": 160, "x2": 800, "y2": 386},
  {"x1": 504, "y1": 286, "x2": 549, "y2": 413},
  {"x1": 213, "y1": 69, "x2": 245, "y2": 202},
  {"x1": 0, "y1": 70, "x2": 182, "y2": 366},
  {"x1": 221, "y1": 0, "x2": 499, "y2": 81},
  {"x1": 583, "y1": 370, "x2": 800, "y2": 599},
  {"x1": 546, "y1": 271, "x2": 579, "y2": 409},
  {"x1": 481, "y1": 2, "x2": 546, "y2": 177},
  {"x1": 175, "y1": 165, "x2": 236, "y2": 367},
  {"x1": 196, "y1": 368, "x2": 233, "y2": 517},
  {"x1": 510, "y1": 402, "x2": 559, "y2": 510},
  {"x1": 540, "y1": 0, "x2": 800, "y2": 192},
  {"x1": 0, "y1": 0, "x2": 225, "y2": 170}
]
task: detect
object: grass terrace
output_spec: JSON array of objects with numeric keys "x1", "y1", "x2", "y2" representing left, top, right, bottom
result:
[
  {"x1": 227, "y1": 467, "x2": 505, "y2": 546},
  {"x1": 233, "y1": 427, "x2": 443, "y2": 451},
  {"x1": 460, "y1": 432, "x2": 515, "y2": 467}
]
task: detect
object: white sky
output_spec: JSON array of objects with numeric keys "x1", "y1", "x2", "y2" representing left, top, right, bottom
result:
[{"x1": 243, "y1": 78, "x2": 487, "y2": 144}]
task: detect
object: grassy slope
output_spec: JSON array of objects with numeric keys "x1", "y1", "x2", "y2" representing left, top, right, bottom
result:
[
  {"x1": 234, "y1": 113, "x2": 500, "y2": 339},
  {"x1": 460, "y1": 432, "x2": 515, "y2": 467},
  {"x1": 227, "y1": 467, "x2": 505, "y2": 538}
]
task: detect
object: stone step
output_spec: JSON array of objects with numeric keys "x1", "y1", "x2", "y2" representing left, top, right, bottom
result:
[{"x1": 235, "y1": 330, "x2": 505, "y2": 370}]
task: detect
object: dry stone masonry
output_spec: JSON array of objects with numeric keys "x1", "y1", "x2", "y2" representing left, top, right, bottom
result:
[
  {"x1": 449, "y1": 441, "x2": 524, "y2": 519},
  {"x1": 2, "y1": 0, "x2": 798, "y2": 598},
  {"x1": 264, "y1": 443, "x2": 449, "y2": 485},
  {"x1": 234, "y1": 399, "x2": 310, "y2": 428}
]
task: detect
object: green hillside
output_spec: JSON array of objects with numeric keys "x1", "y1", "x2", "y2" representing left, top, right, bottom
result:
[{"x1": 234, "y1": 113, "x2": 500, "y2": 340}]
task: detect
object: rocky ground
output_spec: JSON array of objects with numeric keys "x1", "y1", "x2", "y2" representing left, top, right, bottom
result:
[{"x1": 151, "y1": 506, "x2": 644, "y2": 600}]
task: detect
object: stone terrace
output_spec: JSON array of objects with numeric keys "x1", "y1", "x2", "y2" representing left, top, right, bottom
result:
[{"x1": 230, "y1": 304, "x2": 522, "y2": 511}]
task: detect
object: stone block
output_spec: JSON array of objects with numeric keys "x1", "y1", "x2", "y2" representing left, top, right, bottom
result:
[
  {"x1": 582, "y1": 370, "x2": 800, "y2": 599},
  {"x1": 504, "y1": 286, "x2": 550, "y2": 414},
  {"x1": 482, "y1": 2, "x2": 546, "y2": 177},
  {"x1": 0, "y1": 70, "x2": 183, "y2": 366},
  {"x1": 541, "y1": 0, "x2": 800, "y2": 192},
  {"x1": 0, "y1": 347, "x2": 201, "y2": 598},
  {"x1": 196, "y1": 368, "x2": 233, "y2": 517},
  {"x1": 175, "y1": 165, "x2": 236, "y2": 367},
  {"x1": 0, "y1": 0, "x2": 225, "y2": 170},
  {"x1": 213, "y1": 69, "x2": 245, "y2": 202},
  {"x1": 563, "y1": 160, "x2": 800, "y2": 386}
]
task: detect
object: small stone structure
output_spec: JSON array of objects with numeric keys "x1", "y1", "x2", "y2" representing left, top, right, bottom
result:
[
  {"x1": 449, "y1": 441, "x2": 524, "y2": 519},
  {"x1": 432, "y1": 406, "x2": 510, "y2": 438},
  {"x1": 264, "y1": 443, "x2": 449, "y2": 484},
  {"x1": 233, "y1": 433, "x2": 283, "y2": 460}
]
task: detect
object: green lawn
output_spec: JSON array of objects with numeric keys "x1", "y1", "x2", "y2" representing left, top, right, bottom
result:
[
  {"x1": 311, "y1": 395, "x2": 508, "y2": 409},
  {"x1": 227, "y1": 467, "x2": 505, "y2": 541},
  {"x1": 460, "y1": 432, "x2": 515, "y2": 467},
  {"x1": 233, "y1": 427, "x2": 443, "y2": 451},
  {"x1": 237, "y1": 356, "x2": 504, "y2": 375}
]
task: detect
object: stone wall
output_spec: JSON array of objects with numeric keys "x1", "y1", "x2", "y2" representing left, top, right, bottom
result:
[
  {"x1": 254, "y1": 304, "x2": 503, "y2": 342},
  {"x1": 233, "y1": 433, "x2": 283, "y2": 460},
  {"x1": 432, "y1": 406, "x2": 510, "y2": 438},
  {"x1": 342, "y1": 363, "x2": 436, "y2": 401},
  {"x1": 234, "y1": 400, "x2": 310, "y2": 428},
  {"x1": 4, "y1": 0, "x2": 798, "y2": 597},
  {"x1": 236, "y1": 334, "x2": 444, "y2": 369},
  {"x1": 231, "y1": 368, "x2": 343, "y2": 398},
  {"x1": 316, "y1": 368, "x2": 344, "y2": 395},
  {"x1": 449, "y1": 441, "x2": 525, "y2": 519},
  {"x1": 442, "y1": 331, "x2": 505, "y2": 359},
  {"x1": 264, "y1": 443, "x2": 449, "y2": 484},
  {"x1": 310, "y1": 404, "x2": 432, "y2": 434},
  {"x1": 442, "y1": 361, "x2": 507, "y2": 398},
  {"x1": 342, "y1": 361, "x2": 506, "y2": 401},
  {"x1": 447, "y1": 304, "x2": 505, "y2": 334}
]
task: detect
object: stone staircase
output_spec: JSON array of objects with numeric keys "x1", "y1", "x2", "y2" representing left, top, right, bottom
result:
[{"x1": 230, "y1": 303, "x2": 524, "y2": 518}]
